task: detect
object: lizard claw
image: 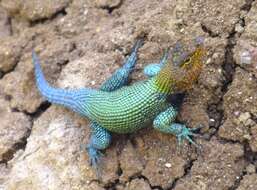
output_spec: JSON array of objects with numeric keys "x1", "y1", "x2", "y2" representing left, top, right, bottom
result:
[
  {"x1": 176, "y1": 124, "x2": 204, "y2": 150},
  {"x1": 86, "y1": 146, "x2": 103, "y2": 178}
]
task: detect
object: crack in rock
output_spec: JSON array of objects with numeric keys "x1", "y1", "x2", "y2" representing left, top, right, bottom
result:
[
  {"x1": 22, "y1": 101, "x2": 51, "y2": 119},
  {"x1": 29, "y1": 7, "x2": 67, "y2": 27},
  {"x1": 98, "y1": 0, "x2": 124, "y2": 14},
  {"x1": 168, "y1": 158, "x2": 197, "y2": 190},
  {"x1": 201, "y1": 23, "x2": 220, "y2": 38},
  {"x1": 0, "y1": 101, "x2": 50, "y2": 164},
  {"x1": 170, "y1": 1, "x2": 256, "y2": 189}
]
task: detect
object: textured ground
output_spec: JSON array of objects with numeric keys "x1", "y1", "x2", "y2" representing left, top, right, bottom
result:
[{"x1": 0, "y1": 0, "x2": 257, "y2": 190}]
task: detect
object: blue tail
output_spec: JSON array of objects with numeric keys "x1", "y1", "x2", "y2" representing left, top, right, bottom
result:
[{"x1": 32, "y1": 51, "x2": 95, "y2": 116}]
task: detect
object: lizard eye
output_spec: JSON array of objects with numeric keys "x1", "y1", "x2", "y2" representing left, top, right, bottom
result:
[{"x1": 180, "y1": 57, "x2": 191, "y2": 67}]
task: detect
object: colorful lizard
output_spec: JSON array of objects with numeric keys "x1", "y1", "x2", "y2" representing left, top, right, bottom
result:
[{"x1": 32, "y1": 38, "x2": 206, "y2": 174}]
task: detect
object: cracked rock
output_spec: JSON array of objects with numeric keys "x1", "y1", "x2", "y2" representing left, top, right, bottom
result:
[
  {"x1": 1, "y1": 0, "x2": 71, "y2": 21},
  {"x1": 94, "y1": 0, "x2": 122, "y2": 9},
  {"x1": 124, "y1": 178, "x2": 151, "y2": 190},
  {"x1": 174, "y1": 138, "x2": 245, "y2": 190},
  {"x1": 119, "y1": 141, "x2": 143, "y2": 182},
  {"x1": 0, "y1": 164, "x2": 10, "y2": 186},
  {"x1": 0, "y1": 37, "x2": 22, "y2": 74},
  {"x1": 237, "y1": 173, "x2": 257, "y2": 190},
  {"x1": 0, "y1": 7, "x2": 11, "y2": 37},
  {"x1": 0, "y1": 32, "x2": 74, "y2": 113},
  {"x1": 3, "y1": 106, "x2": 118, "y2": 189},
  {"x1": 57, "y1": 51, "x2": 122, "y2": 89},
  {"x1": 249, "y1": 124, "x2": 257, "y2": 152},
  {"x1": 234, "y1": 1, "x2": 257, "y2": 77},
  {"x1": 132, "y1": 128, "x2": 196, "y2": 189},
  {"x1": 0, "y1": 96, "x2": 31, "y2": 161},
  {"x1": 176, "y1": 0, "x2": 245, "y2": 36},
  {"x1": 218, "y1": 68, "x2": 257, "y2": 145}
]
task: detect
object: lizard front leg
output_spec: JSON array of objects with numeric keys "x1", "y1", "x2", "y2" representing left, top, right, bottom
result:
[
  {"x1": 143, "y1": 49, "x2": 168, "y2": 77},
  {"x1": 153, "y1": 106, "x2": 202, "y2": 148},
  {"x1": 144, "y1": 42, "x2": 189, "y2": 78}
]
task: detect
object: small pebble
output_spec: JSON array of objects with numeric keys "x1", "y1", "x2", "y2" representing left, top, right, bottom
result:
[
  {"x1": 238, "y1": 112, "x2": 251, "y2": 124},
  {"x1": 234, "y1": 111, "x2": 240, "y2": 116},
  {"x1": 240, "y1": 50, "x2": 252, "y2": 65},
  {"x1": 210, "y1": 118, "x2": 215, "y2": 122},
  {"x1": 165, "y1": 163, "x2": 172, "y2": 168},
  {"x1": 243, "y1": 134, "x2": 251, "y2": 140},
  {"x1": 206, "y1": 58, "x2": 212, "y2": 64},
  {"x1": 158, "y1": 158, "x2": 164, "y2": 162},
  {"x1": 246, "y1": 164, "x2": 256, "y2": 174},
  {"x1": 235, "y1": 24, "x2": 244, "y2": 33},
  {"x1": 212, "y1": 53, "x2": 219, "y2": 59}
]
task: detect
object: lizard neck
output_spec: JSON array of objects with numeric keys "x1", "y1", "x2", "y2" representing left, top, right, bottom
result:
[{"x1": 153, "y1": 63, "x2": 175, "y2": 94}]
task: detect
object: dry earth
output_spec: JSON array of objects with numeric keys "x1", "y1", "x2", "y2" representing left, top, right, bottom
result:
[{"x1": 0, "y1": 0, "x2": 257, "y2": 190}]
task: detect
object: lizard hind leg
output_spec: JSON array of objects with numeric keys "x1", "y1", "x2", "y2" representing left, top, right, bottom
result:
[
  {"x1": 100, "y1": 39, "x2": 143, "y2": 91},
  {"x1": 85, "y1": 122, "x2": 111, "y2": 177}
]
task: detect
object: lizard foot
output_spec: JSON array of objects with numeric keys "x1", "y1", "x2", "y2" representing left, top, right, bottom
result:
[
  {"x1": 176, "y1": 124, "x2": 204, "y2": 150},
  {"x1": 86, "y1": 146, "x2": 103, "y2": 178}
]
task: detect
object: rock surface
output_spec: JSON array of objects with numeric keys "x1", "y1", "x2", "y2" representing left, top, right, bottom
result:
[
  {"x1": 0, "y1": 96, "x2": 31, "y2": 161},
  {"x1": 0, "y1": 7, "x2": 11, "y2": 38},
  {"x1": 1, "y1": 0, "x2": 71, "y2": 21},
  {"x1": 0, "y1": 0, "x2": 256, "y2": 190},
  {"x1": 174, "y1": 138, "x2": 245, "y2": 190},
  {"x1": 218, "y1": 68, "x2": 257, "y2": 148},
  {"x1": 237, "y1": 173, "x2": 257, "y2": 190}
]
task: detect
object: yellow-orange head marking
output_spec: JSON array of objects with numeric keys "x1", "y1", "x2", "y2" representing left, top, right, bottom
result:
[{"x1": 155, "y1": 44, "x2": 206, "y2": 93}]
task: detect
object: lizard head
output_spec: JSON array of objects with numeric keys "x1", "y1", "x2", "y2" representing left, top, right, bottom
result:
[
  {"x1": 171, "y1": 42, "x2": 206, "y2": 91},
  {"x1": 155, "y1": 37, "x2": 206, "y2": 93}
]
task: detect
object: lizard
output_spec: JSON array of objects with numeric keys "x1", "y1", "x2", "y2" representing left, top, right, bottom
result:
[{"x1": 32, "y1": 38, "x2": 206, "y2": 174}]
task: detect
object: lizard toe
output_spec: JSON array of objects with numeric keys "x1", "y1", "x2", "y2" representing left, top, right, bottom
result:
[
  {"x1": 177, "y1": 125, "x2": 202, "y2": 150},
  {"x1": 86, "y1": 146, "x2": 103, "y2": 178}
]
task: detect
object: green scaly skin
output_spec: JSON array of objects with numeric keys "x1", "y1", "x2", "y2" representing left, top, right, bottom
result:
[{"x1": 86, "y1": 78, "x2": 170, "y2": 133}]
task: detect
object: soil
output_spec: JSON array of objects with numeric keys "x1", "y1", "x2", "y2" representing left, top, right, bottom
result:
[{"x1": 0, "y1": 0, "x2": 257, "y2": 190}]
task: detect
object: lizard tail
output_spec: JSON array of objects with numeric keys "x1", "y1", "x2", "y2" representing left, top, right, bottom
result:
[{"x1": 32, "y1": 51, "x2": 94, "y2": 116}]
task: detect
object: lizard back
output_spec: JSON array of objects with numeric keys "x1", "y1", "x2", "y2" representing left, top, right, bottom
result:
[{"x1": 86, "y1": 79, "x2": 170, "y2": 133}]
